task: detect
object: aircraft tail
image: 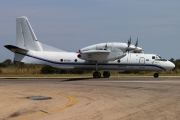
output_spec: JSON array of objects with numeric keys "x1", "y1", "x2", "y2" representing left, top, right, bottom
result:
[
  {"x1": 4, "y1": 16, "x2": 66, "y2": 63},
  {"x1": 16, "y1": 16, "x2": 66, "y2": 52},
  {"x1": 16, "y1": 16, "x2": 43, "y2": 51}
]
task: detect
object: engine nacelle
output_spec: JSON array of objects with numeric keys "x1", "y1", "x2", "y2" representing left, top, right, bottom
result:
[
  {"x1": 80, "y1": 42, "x2": 127, "y2": 53},
  {"x1": 133, "y1": 47, "x2": 143, "y2": 53},
  {"x1": 78, "y1": 51, "x2": 126, "y2": 61}
]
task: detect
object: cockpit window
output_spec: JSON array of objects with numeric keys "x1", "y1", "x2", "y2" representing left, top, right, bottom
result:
[
  {"x1": 155, "y1": 59, "x2": 167, "y2": 61},
  {"x1": 156, "y1": 55, "x2": 162, "y2": 59},
  {"x1": 155, "y1": 55, "x2": 167, "y2": 61},
  {"x1": 152, "y1": 56, "x2": 155, "y2": 59}
]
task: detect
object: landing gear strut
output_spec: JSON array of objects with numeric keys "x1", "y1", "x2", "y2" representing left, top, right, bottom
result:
[
  {"x1": 93, "y1": 62, "x2": 111, "y2": 78},
  {"x1": 154, "y1": 72, "x2": 159, "y2": 78},
  {"x1": 93, "y1": 62, "x2": 101, "y2": 78}
]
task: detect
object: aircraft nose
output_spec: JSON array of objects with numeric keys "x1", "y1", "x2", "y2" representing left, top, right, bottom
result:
[{"x1": 166, "y1": 61, "x2": 175, "y2": 70}]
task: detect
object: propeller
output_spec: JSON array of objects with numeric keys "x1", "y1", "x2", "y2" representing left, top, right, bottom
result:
[
  {"x1": 126, "y1": 36, "x2": 136, "y2": 52},
  {"x1": 134, "y1": 37, "x2": 142, "y2": 53},
  {"x1": 126, "y1": 36, "x2": 132, "y2": 62},
  {"x1": 126, "y1": 36, "x2": 142, "y2": 61}
]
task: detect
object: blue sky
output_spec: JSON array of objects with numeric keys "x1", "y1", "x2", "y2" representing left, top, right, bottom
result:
[{"x1": 1, "y1": 0, "x2": 180, "y2": 62}]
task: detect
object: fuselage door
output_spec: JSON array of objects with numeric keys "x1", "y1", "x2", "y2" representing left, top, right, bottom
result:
[{"x1": 139, "y1": 57, "x2": 145, "y2": 68}]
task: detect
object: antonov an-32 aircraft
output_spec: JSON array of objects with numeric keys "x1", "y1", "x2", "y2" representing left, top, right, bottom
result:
[{"x1": 5, "y1": 16, "x2": 175, "y2": 78}]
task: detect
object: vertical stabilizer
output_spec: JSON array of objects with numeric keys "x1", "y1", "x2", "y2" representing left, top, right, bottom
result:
[{"x1": 16, "y1": 16, "x2": 43, "y2": 51}]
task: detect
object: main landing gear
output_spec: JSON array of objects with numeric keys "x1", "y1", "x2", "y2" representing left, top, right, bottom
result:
[
  {"x1": 153, "y1": 72, "x2": 159, "y2": 78},
  {"x1": 93, "y1": 71, "x2": 160, "y2": 78},
  {"x1": 93, "y1": 62, "x2": 110, "y2": 78},
  {"x1": 93, "y1": 71, "x2": 111, "y2": 78}
]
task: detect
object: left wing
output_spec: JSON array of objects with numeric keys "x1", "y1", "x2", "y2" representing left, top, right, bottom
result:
[
  {"x1": 78, "y1": 48, "x2": 126, "y2": 61},
  {"x1": 81, "y1": 50, "x2": 110, "y2": 54},
  {"x1": 78, "y1": 40, "x2": 143, "y2": 62}
]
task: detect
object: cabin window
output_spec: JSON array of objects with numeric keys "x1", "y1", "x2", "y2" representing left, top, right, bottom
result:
[
  {"x1": 74, "y1": 59, "x2": 77, "y2": 62},
  {"x1": 152, "y1": 56, "x2": 155, "y2": 59},
  {"x1": 117, "y1": 60, "x2": 120, "y2": 63},
  {"x1": 146, "y1": 59, "x2": 149, "y2": 61},
  {"x1": 60, "y1": 59, "x2": 63, "y2": 62}
]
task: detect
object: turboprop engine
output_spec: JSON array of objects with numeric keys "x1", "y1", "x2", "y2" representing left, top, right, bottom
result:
[
  {"x1": 78, "y1": 43, "x2": 127, "y2": 61},
  {"x1": 77, "y1": 37, "x2": 143, "y2": 62}
]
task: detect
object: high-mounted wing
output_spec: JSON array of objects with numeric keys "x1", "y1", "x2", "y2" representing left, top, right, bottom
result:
[
  {"x1": 78, "y1": 38, "x2": 143, "y2": 62},
  {"x1": 81, "y1": 49, "x2": 110, "y2": 54},
  {"x1": 78, "y1": 43, "x2": 127, "y2": 61}
]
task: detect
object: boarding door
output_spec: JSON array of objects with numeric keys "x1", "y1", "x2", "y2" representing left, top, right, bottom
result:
[{"x1": 139, "y1": 57, "x2": 145, "y2": 68}]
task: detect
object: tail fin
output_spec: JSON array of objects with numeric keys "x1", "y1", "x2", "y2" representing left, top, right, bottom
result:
[
  {"x1": 16, "y1": 16, "x2": 66, "y2": 52},
  {"x1": 16, "y1": 16, "x2": 43, "y2": 51}
]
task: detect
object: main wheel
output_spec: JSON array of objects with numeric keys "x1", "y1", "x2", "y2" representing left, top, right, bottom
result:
[
  {"x1": 93, "y1": 71, "x2": 101, "y2": 78},
  {"x1": 154, "y1": 73, "x2": 159, "y2": 78},
  {"x1": 103, "y1": 71, "x2": 110, "y2": 78}
]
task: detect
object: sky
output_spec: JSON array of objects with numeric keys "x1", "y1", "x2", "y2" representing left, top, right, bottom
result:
[{"x1": 1, "y1": 0, "x2": 180, "y2": 62}]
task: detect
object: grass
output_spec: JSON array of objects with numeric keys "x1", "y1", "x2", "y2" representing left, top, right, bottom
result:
[{"x1": 0, "y1": 66, "x2": 180, "y2": 77}]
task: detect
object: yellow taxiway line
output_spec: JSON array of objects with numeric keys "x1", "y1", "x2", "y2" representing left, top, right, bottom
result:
[
  {"x1": 1, "y1": 88, "x2": 77, "y2": 120},
  {"x1": 17, "y1": 94, "x2": 76, "y2": 120}
]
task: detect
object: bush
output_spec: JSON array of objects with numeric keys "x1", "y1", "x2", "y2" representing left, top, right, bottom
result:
[
  {"x1": 40, "y1": 65, "x2": 84, "y2": 74},
  {"x1": 0, "y1": 63, "x2": 7, "y2": 68},
  {"x1": 40, "y1": 65, "x2": 55, "y2": 74}
]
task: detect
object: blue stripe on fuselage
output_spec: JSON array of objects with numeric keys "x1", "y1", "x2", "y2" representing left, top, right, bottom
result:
[{"x1": 15, "y1": 52, "x2": 166, "y2": 71}]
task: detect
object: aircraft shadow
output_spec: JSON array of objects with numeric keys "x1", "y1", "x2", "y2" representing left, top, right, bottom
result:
[{"x1": 60, "y1": 77, "x2": 93, "y2": 82}]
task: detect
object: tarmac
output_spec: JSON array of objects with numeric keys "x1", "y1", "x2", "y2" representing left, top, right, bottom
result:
[{"x1": 0, "y1": 76, "x2": 180, "y2": 120}]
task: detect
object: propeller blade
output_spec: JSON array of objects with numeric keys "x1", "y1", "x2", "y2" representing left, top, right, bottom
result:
[
  {"x1": 129, "y1": 36, "x2": 131, "y2": 46},
  {"x1": 104, "y1": 43, "x2": 107, "y2": 50},
  {"x1": 127, "y1": 36, "x2": 131, "y2": 48},
  {"x1": 135, "y1": 37, "x2": 138, "y2": 47},
  {"x1": 128, "y1": 40, "x2": 130, "y2": 47},
  {"x1": 127, "y1": 36, "x2": 131, "y2": 52}
]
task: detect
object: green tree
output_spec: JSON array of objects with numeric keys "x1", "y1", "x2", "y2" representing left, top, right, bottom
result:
[{"x1": 2, "y1": 59, "x2": 12, "y2": 66}]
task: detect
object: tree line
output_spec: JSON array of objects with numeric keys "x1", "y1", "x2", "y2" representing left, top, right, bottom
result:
[{"x1": 0, "y1": 59, "x2": 85, "y2": 74}]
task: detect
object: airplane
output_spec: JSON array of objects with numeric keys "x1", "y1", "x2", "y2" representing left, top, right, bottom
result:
[{"x1": 4, "y1": 16, "x2": 175, "y2": 78}]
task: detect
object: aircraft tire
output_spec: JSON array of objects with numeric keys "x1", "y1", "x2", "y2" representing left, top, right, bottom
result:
[
  {"x1": 154, "y1": 73, "x2": 159, "y2": 78},
  {"x1": 93, "y1": 71, "x2": 101, "y2": 78},
  {"x1": 103, "y1": 71, "x2": 110, "y2": 78}
]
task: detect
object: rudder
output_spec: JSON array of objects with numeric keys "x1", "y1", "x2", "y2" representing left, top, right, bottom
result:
[{"x1": 16, "y1": 16, "x2": 43, "y2": 51}]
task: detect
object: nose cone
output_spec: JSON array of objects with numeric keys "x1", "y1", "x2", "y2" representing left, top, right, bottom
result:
[{"x1": 165, "y1": 61, "x2": 175, "y2": 70}]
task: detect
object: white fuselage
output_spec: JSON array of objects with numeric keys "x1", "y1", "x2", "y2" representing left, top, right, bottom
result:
[{"x1": 15, "y1": 51, "x2": 175, "y2": 71}]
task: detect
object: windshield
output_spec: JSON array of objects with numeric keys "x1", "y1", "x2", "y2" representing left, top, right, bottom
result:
[{"x1": 155, "y1": 55, "x2": 167, "y2": 61}]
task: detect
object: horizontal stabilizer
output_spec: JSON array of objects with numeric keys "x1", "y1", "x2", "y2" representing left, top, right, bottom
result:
[{"x1": 4, "y1": 45, "x2": 28, "y2": 53}]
